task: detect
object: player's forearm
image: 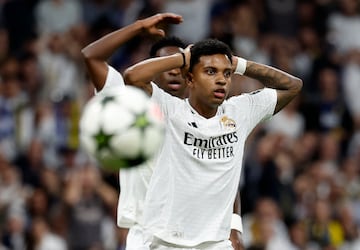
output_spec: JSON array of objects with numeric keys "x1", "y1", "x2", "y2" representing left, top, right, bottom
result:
[
  {"x1": 124, "y1": 53, "x2": 184, "y2": 87},
  {"x1": 244, "y1": 61, "x2": 303, "y2": 113},
  {"x1": 82, "y1": 21, "x2": 144, "y2": 91},
  {"x1": 244, "y1": 61, "x2": 302, "y2": 93},
  {"x1": 81, "y1": 20, "x2": 143, "y2": 60}
]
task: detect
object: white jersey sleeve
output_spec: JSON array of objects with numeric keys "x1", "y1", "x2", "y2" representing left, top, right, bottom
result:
[
  {"x1": 228, "y1": 88, "x2": 277, "y2": 136},
  {"x1": 150, "y1": 82, "x2": 184, "y2": 115},
  {"x1": 94, "y1": 65, "x2": 125, "y2": 96}
]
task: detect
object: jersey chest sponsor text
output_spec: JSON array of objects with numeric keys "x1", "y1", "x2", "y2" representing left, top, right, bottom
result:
[{"x1": 183, "y1": 131, "x2": 238, "y2": 160}]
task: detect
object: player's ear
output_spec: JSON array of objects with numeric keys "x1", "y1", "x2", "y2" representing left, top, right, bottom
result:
[{"x1": 186, "y1": 72, "x2": 193, "y2": 87}]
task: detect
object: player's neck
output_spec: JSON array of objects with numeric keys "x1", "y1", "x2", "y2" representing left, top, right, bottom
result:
[{"x1": 187, "y1": 98, "x2": 218, "y2": 119}]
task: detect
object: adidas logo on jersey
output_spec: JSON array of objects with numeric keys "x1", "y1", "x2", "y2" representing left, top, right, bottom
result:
[{"x1": 187, "y1": 122, "x2": 198, "y2": 128}]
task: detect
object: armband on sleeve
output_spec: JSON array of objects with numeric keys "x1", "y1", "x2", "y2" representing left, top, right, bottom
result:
[
  {"x1": 234, "y1": 57, "x2": 247, "y2": 75},
  {"x1": 231, "y1": 213, "x2": 243, "y2": 233}
]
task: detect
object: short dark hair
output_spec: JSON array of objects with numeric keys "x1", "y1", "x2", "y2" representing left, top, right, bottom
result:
[
  {"x1": 189, "y1": 39, "x2": 233, "y2": 72},
  {"x1": 149, "y1": 36, "x2": 187, "y2": 57}
]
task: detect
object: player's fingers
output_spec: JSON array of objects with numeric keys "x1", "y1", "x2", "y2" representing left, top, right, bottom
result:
[
  {"x1": 159, "y1": 13, "x2": 183, "y2": 24},
  {"x1": 143, "y1": 13, "x2": 181, "y2": 29},
  {"x1": 160, "y1": 12, "x2": 183, "y2": 21}
]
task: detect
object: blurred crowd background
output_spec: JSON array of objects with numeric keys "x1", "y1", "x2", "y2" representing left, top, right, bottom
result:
[{"x1": 0, "y1": 0, "x2": 360, "y2": 249}]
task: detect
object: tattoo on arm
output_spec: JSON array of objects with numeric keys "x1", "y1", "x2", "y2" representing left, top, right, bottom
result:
[
  {"x1": 244, "y1": 61, "x2": 294, "y2": 90},
  {"x1": 244, "y1": 61, "x2": 303, "y2": 114}
]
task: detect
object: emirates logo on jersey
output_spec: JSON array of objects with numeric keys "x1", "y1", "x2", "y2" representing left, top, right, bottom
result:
[{"x1": 220, "y1": 116, "x2": 236, "y2": 130}]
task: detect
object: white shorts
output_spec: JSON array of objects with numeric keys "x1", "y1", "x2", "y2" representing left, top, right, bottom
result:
[
  {"x1": 126, "y1": 224, "x2": 150, "y2": 250},
  {"x1": 149, "y1": 237, "x2": 233, "y2": 250}
]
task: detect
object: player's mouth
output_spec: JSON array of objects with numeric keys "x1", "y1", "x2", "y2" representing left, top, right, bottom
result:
[
  {"x1": 213, "y1": 88, "x2": 226, "y2": 99},
  {"x1": 168, "y1": 81, "x2": 182, "y2": 91}
]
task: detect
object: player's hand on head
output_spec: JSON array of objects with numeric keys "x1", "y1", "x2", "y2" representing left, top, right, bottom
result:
[{"x1": 141, "y1": 13, "x2": 183, "y2": 37}]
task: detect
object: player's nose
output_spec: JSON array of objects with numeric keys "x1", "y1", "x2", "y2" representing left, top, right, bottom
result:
[
  {"x1": 216, "y1": 75, "x2": 227, "y2": 85},
  {"x1": 168, "y1": 68, "x2": 181, "y2": 76}
]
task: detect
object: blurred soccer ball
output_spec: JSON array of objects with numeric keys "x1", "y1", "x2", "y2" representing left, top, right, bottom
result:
[{"x1": 79, "y1": 86, "x2": 164, "y2": 171}]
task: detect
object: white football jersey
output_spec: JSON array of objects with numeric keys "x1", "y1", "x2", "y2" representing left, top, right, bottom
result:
[
  {"x1": 142, "y1": 83, "x2": 277, "y2": 246},
  {"x1": 117, "y1": 162, "x2": 153, "y2": 228},
  {"x1": 94, "y1": 66, "x2": 125, "y2": 96},
  {"x1": 94, "y1": 65, "x2": 152, "y2": 228}
]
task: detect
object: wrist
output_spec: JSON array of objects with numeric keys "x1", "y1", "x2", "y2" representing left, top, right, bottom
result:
[
  {"x1": 231, "y1": 213, "x2": 243, "y2": 233},
  {"x1": 234, "y1": 57, "x2": 247, "y2": 75},
  {"x1": 179, "y1": 52, "x2": 186, "y2": 68}
]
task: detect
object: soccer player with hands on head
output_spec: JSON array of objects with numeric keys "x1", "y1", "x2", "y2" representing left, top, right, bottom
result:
[
  {"x1": 124, "y1": 33, "x2": 302, "y2": 249},
  {"x1": 81, "y1": 13, "x2": 245, "y2": 249}
]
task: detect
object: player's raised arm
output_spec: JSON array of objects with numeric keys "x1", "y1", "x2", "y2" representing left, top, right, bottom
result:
[
  {"x1": 81, "y1": 13, "x2": 183, "y2": 91},
  {"x1": 124, "y1": 45, "x2": 190, "y2": 95},
  {"x1": 232, "y1": 56, "x2": 303, "y2": 114}
]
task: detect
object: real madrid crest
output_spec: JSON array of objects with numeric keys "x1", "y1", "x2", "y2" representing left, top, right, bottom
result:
[{"x1": 220, "y1": 116, "x2": 236, "y2": 130}]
